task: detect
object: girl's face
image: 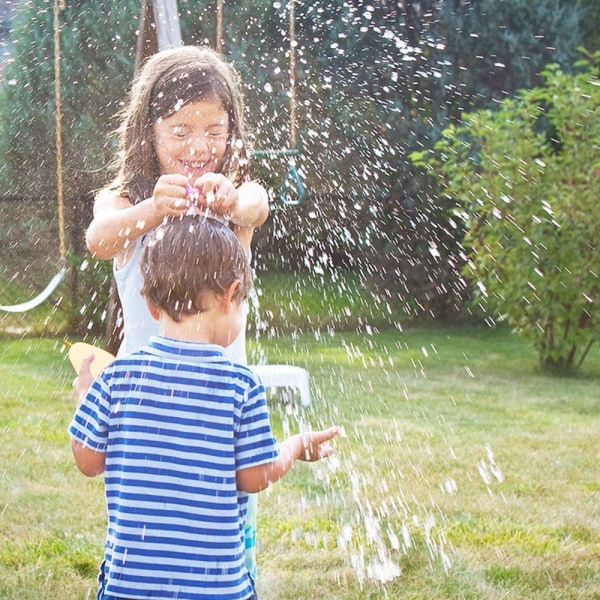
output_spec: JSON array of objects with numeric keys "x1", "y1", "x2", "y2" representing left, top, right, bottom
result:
[{"x1": 153, "y1": 99, "x2": 229, "y2": 180}]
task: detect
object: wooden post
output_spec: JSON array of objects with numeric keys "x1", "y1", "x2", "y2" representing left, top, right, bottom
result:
[
  {"x1": 289, "y1": 0, "x2": 296, "y2": 149},
  {"x1": 135, "y1": 0, "x2": 159, "y2": 72},
  {"x1": 216, "y1": 0, "x2": 223, "y2": 54}
]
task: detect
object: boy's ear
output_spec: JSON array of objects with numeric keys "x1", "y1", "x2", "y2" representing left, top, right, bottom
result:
[
  {"x1": 145, "y1": 299, "x2": 161, "y2": 321},
  {"x1": 221, "y1": 280, "x2": 242, "y2": 312}
]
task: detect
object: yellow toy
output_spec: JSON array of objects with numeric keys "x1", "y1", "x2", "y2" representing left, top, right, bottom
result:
[{"x1": 67, "y1": 342, "x2": 115, "y2": 379}]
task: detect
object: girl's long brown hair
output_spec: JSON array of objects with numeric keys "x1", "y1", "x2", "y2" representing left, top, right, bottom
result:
[{"x1": 104, "y1": 46, "x2": 250, "y2": 204}]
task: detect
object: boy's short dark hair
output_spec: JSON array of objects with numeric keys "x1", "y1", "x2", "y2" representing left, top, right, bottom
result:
[{"x1": 140, "y1": 216, "x2": 253, "y2": 322}]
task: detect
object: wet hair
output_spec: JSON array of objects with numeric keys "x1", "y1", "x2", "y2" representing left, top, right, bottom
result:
[
  {"x1": 140, "y1": 216, "x2": 253, "y2": 323},
  {"x1": 106, "y1": 46, "x2": 250, "y2": 204}
]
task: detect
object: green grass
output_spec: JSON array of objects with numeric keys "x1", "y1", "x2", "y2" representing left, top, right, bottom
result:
[
  {"x1": 250, "y1": 270, "x2": 406, "y2": 334},
  {"x1": 0, "y1": 328, "x2": 599, "y2": 599},
  {"x1": 0, "y1": 268, "x2": 398, "y2": 341}
]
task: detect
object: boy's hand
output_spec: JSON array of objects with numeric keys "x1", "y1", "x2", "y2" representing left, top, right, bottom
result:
[{"x1": 298, "y1": 426, "x2": 341, "y2": 462}]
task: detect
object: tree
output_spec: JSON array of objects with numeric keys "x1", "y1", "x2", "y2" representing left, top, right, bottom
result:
[
  {"x1": 0, "y1": 0, "x2": 139, "y2": 334},
  {"x1": 0, "y1": 0, "x2": 138, "y2": 206},
  {"x1": 412, "y1": 52, "x2": 600, "y2": 371}
]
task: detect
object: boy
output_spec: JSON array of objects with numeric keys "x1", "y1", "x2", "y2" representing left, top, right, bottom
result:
[{"x1": 69, "y1": 216, "x2": 339, "y2": 600}]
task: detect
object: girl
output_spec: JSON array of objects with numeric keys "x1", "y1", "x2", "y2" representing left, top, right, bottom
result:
[
  {"x1": 83, "y1": 45, "x2": 269, "y2": 583},
  {"x1": 86, "y1": 45, "x2": 268, "y2": 358}
]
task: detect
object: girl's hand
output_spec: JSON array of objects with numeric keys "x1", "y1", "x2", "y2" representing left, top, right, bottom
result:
[
  {"x1": 189, "y1": 173, "x2": 239, "y2": 219},
  {"x1": 73, "y1": 354, "x2": 95, "y2": 405},
  {"x1": 152, "y1": 174, "x2": 192, "y2": 217}
]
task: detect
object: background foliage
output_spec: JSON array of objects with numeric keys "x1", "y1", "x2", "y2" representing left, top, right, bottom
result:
[
  {"x1": 0, "y1": 0, "x2": 599, "y2": 340},
  {"x1": 412, "y1": 54, "x2": 600, "y2": 370}
]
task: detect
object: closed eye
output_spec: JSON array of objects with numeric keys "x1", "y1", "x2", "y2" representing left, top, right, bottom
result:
[
  {"x1": 207, "y1": 129, "x2": 228, "y2": 139},
  {"x1": 172, "y1": 125, "x2": 189, "y2": 139}
]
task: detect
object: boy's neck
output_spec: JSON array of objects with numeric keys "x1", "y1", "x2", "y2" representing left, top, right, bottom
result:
[
  {"x1": 147, "y1": 291, "x2": 240, "y2": 349},
  {"x1": 159, "y1": 313, "x2": 215, "y2": 345}
]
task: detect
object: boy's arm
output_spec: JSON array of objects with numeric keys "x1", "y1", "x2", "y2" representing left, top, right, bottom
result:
[
  {"x1": 71, "y1": 440, "x2": 106, "y2": 477},
  {"x1": 236, "y1": 426, "x2": 339, "y2": 494},
  {"x1": 71, "y1": 354, "x2": 106, "y2": 477},
  {"x1": 73, "y1": 354, "x2": 95, "y2": 402}
]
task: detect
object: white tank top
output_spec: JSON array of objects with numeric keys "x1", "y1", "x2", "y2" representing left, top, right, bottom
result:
[{"x1": 113, "y1": 235, "x2": 248, "y2": 364}]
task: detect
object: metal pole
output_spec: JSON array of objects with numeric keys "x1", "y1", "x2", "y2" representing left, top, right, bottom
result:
[
  {"x1": 289, "y1": 0, "x2": 296, "y2": 149},
  {"x1": 152, "y1": 0, "x2": 183, "y2": 50}
]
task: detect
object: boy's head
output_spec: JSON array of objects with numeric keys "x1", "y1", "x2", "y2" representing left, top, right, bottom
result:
[{"x1": 140, "y1": 216, "x2": 252, "y2": 323}]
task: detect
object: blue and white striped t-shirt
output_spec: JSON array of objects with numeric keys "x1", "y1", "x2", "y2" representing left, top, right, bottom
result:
[{"x1": 69, "y1": 337, "x2": 279, "y2": 600}]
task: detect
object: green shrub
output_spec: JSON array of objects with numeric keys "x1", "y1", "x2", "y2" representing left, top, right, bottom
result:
[{"x1": 412, "y1": 51, "x2": 600, "y2": 372}]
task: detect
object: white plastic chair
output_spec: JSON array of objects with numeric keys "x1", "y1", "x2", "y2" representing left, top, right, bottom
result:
[{"x1": 248, "y1": 364, "x2": 311, "y2": 407}]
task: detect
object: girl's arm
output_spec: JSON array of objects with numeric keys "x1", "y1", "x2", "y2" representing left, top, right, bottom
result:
[
  {"x1": 86, "y1": 174, "x2": 193, "y2": 263},
  {"x1": 231, "y1": 181, "x2": 270, "y2": 254},
  {"x1": 191, "y1": 176, "x2": 270, "y2": 254},
  {"x1": 236, "y1": 427, "x2": 340, "y2": 494},
  {"x1": 86, "y1": 193, "x2": 161, "y2": 262},
  {"x1": 87, "y1": 177, "x2": 269, "y2": 261}
]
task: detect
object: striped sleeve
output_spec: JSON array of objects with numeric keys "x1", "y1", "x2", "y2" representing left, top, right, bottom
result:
[
  {"x1": 235, "y1": 377, "x2": 279, "y2": 470},
  {"x1": 68, "y1": 376, "x2": 111, "y2": 452}
]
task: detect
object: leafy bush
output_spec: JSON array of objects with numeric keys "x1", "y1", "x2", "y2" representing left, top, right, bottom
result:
[{"x1": 412, "y1": 52, "x2": 600, "y2": 371}]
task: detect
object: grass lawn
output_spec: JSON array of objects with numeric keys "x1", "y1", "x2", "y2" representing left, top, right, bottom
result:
[{"x1": 0, "y1": 327, "x2": 598, "y2": 599}]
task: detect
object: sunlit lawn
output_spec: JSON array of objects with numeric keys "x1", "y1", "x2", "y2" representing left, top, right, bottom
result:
[{"x1": 0, "y1": 327, "x2": 598, "y2": 599}]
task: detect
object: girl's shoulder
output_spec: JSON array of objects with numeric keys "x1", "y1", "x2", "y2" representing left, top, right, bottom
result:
[{"x1": 95, "y1": 187, "x2": 133, "y2": 213}]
